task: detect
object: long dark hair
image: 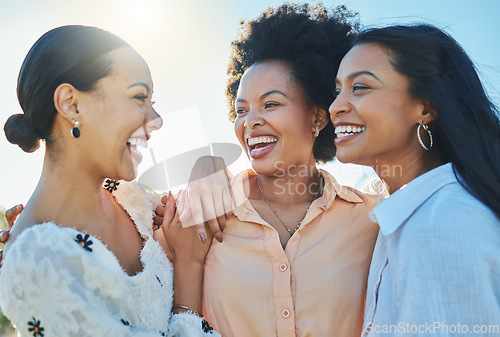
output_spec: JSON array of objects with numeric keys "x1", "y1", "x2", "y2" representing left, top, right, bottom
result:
[
  {"x1": 354, "y1": 24, "x2": 500, "y2": 219},
  {"x1": 4, "y1": 25, "x2": 128, "y2": 152},
  {"x1": 226, "y1": 3, "x2": 358, "y2": 163}
]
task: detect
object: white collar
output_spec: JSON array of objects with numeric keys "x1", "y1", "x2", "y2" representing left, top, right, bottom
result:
[{"x1": 372, "y1": 163, "x2": 460, "y2": 235}]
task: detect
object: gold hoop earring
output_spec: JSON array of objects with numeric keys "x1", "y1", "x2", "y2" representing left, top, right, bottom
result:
[
  {"x1": 417, "y1": 122, "x2": 433, "y2": 150},
  {"x1": 313, "y1": 125, "x2": 320, "y2": 137}
]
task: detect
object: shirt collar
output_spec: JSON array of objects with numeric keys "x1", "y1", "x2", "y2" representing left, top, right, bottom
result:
[
  {"x1": 372, "y1": 162, "x2": 458, "y2": 235},
  {"x1": 319, "y1": 169, "x2": 364, "y2": 207},
  {"x1": 231, "y1": 169, "x2": 363, "y2": 221}
]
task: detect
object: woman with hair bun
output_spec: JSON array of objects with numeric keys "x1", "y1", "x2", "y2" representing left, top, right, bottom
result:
[
  {"x1": 0, "y1": 25, "x2": 220, "y2": 337},
  {"x1": 330, "y1": 24, "x2": 500, "y2": 335}
]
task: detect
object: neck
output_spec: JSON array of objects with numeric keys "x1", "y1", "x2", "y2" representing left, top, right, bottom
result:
[
  {"x1": 256, "y1": 163, "x2": 321, "y2": 204},
  {"x1": 373, "y1": 149, "x2": 445, "y2": 194},
  {"x1": 27, "y1": 151, "x2": 109, "y2": 230}
]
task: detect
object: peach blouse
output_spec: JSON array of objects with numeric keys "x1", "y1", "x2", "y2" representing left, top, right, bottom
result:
[{"x1": 203, "y1": 169, "x2": 379, "y2": 337}]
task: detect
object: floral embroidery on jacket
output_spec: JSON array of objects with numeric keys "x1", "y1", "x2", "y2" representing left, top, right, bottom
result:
[
  {"x1": 201, "y1": 319, "x2": 214, "y2": 334},
  {"x1": 27, "y1": 317, "x2": 44, "y2": 337},
  {"x1": 104, "y1": 179, "x2": 120, "y2": 193},
  {"x1": 74, "y1": 234, "x2": 93, "y2": 252}
]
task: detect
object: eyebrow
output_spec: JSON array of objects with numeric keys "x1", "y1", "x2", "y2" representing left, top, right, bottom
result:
[
  {"x1": 235, "y1": 89, "x2": 288, "y2": 104},
  {"x1": 336, "y1": 71, "x2": 382, "y2": 84},
  {"x1": 127, "y1": 82, "x2": 151, "y2": 93},
  {"x1": 260, "y1": 90, "x2": 287, "y2": 99}
]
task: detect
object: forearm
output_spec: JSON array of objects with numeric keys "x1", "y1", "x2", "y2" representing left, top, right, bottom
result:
[{"x1": 172, "y1": 259, "x2": 205, "y2": 315}]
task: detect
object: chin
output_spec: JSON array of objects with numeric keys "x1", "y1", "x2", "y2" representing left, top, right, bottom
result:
[
  {"x1": 335, "y1": 148, "x2": 358, "y2": 164},
  {"x1": 117, "y1": 165, "x2": 138, "y2": 182},
  {"x1": 252, "y1": 159, "x2": 289, "y2": 177},
  {"x1": 250, "y1": 160, "x2": 274, "y2": 176}
]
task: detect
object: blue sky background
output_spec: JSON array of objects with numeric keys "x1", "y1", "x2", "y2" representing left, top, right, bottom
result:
[{"x1": 0, "y1": 0, "x2": 499, "y2": 208}]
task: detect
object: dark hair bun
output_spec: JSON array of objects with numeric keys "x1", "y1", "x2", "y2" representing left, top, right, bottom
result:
[{"x1": 4, "y1": 113, "x2": 40, "y2": 152}]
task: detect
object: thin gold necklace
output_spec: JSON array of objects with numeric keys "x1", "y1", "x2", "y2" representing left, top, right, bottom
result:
[{"x1": 257, "y1": 175, "x2": 323, "y2": 236}]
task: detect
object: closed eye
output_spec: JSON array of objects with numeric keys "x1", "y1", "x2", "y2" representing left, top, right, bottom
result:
[
  {"x1": 353, "y1": 84, "x2": 369, "y2": 93},
  {"x1": 134, "y1": 94, "x2": 149, "y2": 101}
]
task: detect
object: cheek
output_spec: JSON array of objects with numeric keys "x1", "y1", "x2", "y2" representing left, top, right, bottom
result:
[{"x1": 233, "y1": 119, "x2": 246, "y2": 147}]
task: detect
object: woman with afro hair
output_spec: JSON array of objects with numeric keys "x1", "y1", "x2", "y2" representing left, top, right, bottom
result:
[{"x1": 196, "y1": 4, "x2": 379, "y2": 337}]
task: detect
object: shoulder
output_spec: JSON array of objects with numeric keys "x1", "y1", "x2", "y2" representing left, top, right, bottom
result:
[
  {"x1": 0, "y1": 223, "x2": 87, "y2": 302},
  {"x1": 5, "y1": 222, "x2": 82, "y2": 258},
  {"x1": 397, "y1": 181, "x2": 500, "y2": 265},
  {"x1": 106, "y1": 179, "x2": 155, "y2": 238},
  {"x1": 347, "y1": 186, "x2": 378, "y2": 208},
  {"x1": 0, "y1": 222, "x2": 129, "y2": 304},
  {"x1": 408, "y1": 181, "x2": 498, "y2": 235}
]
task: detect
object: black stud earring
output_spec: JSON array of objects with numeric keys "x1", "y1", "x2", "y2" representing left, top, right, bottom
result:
[{"x1": 71, "y1": 120, "x2": 80, "y2": 138}]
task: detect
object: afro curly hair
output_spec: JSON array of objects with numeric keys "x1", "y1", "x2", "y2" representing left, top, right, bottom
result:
[{"x1": 226, "y1": 3, "x2": 359, "y2": 163}]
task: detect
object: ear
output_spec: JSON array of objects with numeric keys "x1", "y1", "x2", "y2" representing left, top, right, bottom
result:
[
  {"x1": 313, "y1": 107, "x2": 329, "y2": 130},
  {"x1": 53, "y1": 83, "x2": 80, "y2": 124},
  {"x1": 419, "y1": 101, "x2": 437, "y2": 124}
]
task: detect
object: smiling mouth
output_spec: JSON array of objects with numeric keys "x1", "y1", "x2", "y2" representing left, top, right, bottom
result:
[
  {"x1": 247, "y1": 136, "x2": 278, "y2": 156},
  {"x1": 127, "y1": 137, "x2": 148, "y2": 163},
  {"x1": 334, "y1": 125, "x2": 365, "y2": 138},
  {"x1": 127, "y1": 137, "x2": 148, "y2": 148}
]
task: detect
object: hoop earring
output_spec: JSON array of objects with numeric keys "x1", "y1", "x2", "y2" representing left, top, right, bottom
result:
[
  {"x1": 313, "y1": 125, "x2": 320, "y2": 137},
  {"x1": 71, "y1": 120, "x2": 81, "y2": 138},
  {"x1": 417, "y1": 122, "x2": 433, "y2": 150}
]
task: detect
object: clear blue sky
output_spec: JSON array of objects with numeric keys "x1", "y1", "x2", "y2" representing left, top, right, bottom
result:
[{"x1": 0, "y1": 0, "x2": 499, "y2": 208}]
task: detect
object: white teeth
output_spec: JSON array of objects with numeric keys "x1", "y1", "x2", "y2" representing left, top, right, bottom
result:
[
  {"x1": 247, "y1": 136, "x2": 278, "y2": 146},
  {"x1": 127, "y1": 138, "x2": 148, "y2": 148},
  {"x1": 334, "y1": 125, "x2": 365, "y2": 136}
]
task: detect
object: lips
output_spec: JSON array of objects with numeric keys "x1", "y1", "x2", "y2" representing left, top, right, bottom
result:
[
  {"x1": 334, "y1": 124, "x2": 365, "y2": 143},
  {"x1": 246, "y1": 135, "x2": 278, "y2": 158},
  {"x1": 126, "y1": 137, "x2": 148, "y2": 163}
]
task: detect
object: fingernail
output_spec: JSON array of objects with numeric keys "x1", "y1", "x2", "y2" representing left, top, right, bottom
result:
[
  {"x1": 16, "y1": 204, "x2": 22, "y2": 209},
  {"x1": 200, "y1": 233, "x2": 207, "y2": 244}
]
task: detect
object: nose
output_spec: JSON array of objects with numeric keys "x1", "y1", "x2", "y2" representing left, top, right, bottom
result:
[
  {"x1": 243, "y1": 108, "x2": 264, "y2": 129},
  {"x1": 328, "y1": 93, "x2": 350, "y2": 120},
  {"x1": 144, "y1": 107, "x2": 163, "y2": 139}
]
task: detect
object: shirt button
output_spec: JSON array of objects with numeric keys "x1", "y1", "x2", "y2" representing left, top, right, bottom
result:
[
  {"x1": 279, "y1": 263, "x2": 288, "y2": 272},
  {"x1": 281, "y1": 309, "x2": 290, "y2": 318}
]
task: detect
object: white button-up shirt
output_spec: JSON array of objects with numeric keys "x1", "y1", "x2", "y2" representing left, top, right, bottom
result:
[{"x1": 363, "y1": 163, "x2": 500, "y2": 336}]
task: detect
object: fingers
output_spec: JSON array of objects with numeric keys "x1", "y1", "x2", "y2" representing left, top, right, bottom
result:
[
  {"x1": 188, "y1": 194, "x2": 205, "y2": 226},
  {"x1": 206, "y1": 218, "x2": 223, "y2": 243},
  {"x1": 196, "y1": 224, "x2": 207, "y2": 244},
  {"x1": 153, "y1": 216, "x2": 163, "y2": 231},
  {"x1": 161, "y1": 192, "x2": 177, "y2": 229},
  {"x1": 198, "y1": 194, "x2": 222, "y2": 242},
  {"x1": 222, "y1": 187, "x2": 234, "y2": 218},
  {"x1": 5, "y1": 204, "x2": 23, "y2": 227},
  {"x1": 0, "y1": 230, "x2": 9, "y2": 244}
]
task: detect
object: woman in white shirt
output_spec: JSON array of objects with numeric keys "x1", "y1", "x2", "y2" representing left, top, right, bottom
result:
[
  {"x1": 330, "y1": 24, "x2": 500, "y2": 336},
  {"x1": 0, "y1": 25, "x2": 219, "y2": 337}
]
